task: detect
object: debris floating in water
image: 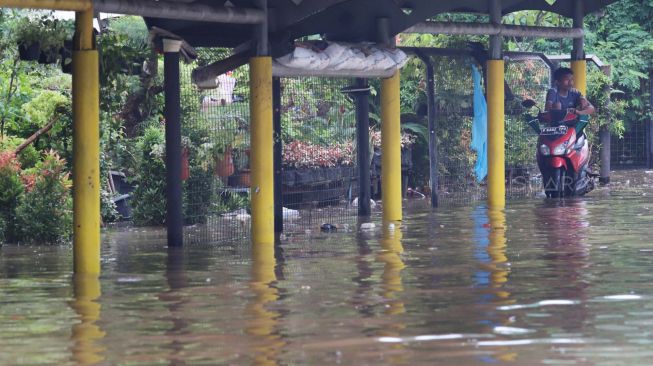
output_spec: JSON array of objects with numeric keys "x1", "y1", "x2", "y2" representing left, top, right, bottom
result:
[{"x1": 320, "y1": 223, "x2": 337, "y2": 232}]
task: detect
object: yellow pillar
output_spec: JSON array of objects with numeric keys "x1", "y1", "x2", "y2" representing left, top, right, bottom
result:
[
  {"x1": 250, "y1": 57, "x2": 274, "y2": 245},
  {"x1": 381, "y1": 71, "x2": 402, "y2": 221},
  {"x1": 70, "y1": 275, "x2": 106, "y2": 365},
  {"x1": 571, "y1": 60, "x2": 587, "y2": 96},
  {"x1": 487, "y1": 60, "x2": 505, "y2": 209},
  {"x1": 73, "y1": 9, "x2": 100, "y2": 274}
]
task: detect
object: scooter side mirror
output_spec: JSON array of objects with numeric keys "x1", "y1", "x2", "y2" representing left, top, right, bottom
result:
[{"x1": 521, "y1": 99, "x2": 537, "y2": 109}]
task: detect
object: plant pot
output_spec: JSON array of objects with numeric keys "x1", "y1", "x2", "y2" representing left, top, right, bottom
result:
[
  {"x1": 18, "y1": 41, "x2": 41, "y2": 61},
  {"x1": 238, "y1": 169, "x2": 251, "y2": 187},
  {"x1": 214, "y1": 147, "x2": 235, "y2": 178},
  {"x1": 38, "y1": 48, "x2": 58, "y2": 64},
  {"x1": 130, "y1": 63, "x2": 142, "y2": 75},
  {"x1": 60, "y1": 40, "x2": 73, "y2": 74}
]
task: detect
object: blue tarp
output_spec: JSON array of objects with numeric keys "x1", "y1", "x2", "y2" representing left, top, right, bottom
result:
[{"x1": 470, "y1": 64, "x2": 488, "y2": 182}]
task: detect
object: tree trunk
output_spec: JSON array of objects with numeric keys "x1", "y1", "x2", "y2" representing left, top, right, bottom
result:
[{"x1": 14, "y1": 114, "x2": 61, "y2": 154}]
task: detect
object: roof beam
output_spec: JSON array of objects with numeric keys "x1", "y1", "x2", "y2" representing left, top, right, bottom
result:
[
  {"x1": 405, "y1": 21, "x2": 584, "y2": 39},
  {"x1": 0, "y1": 0, "x2": 91, "y2": 11},
  {"x1": 94, "y1": 0, "x2": 265, "y2": 24}
]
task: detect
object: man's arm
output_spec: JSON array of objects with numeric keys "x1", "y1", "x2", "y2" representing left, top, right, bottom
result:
[
  {"x1": 571, "y1": 96, "x2": 595, "y2": 115},
  {"x1": 545, "y1": 89, "x2": 559, "y2": 110}
]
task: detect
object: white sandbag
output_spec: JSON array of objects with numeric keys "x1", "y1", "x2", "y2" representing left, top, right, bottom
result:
[
  {"x1": 309, "y1": 51, "x2": 330, "y2": 70},
  {"x1": 274, "y1": 41, "x2": 409, "y2": 74},
  {"x1": 385, "y1": 48, "x2": 409, "y2": 68},
  {"x1": 324, "y1": 42, "x2": 346, "y2": 60}
]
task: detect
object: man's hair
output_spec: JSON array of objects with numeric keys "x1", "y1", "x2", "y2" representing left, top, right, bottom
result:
[{"x1": 553, "y1": 67, "x2": 573, "y2": 81}]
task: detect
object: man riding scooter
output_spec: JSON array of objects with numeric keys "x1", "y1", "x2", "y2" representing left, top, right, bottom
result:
[
  {"x1": 524, "y1": 67, "x2": 597, "y2": 197},
  {"x1": 546, "y1": 67, "x2": 595, "y2": 116}
]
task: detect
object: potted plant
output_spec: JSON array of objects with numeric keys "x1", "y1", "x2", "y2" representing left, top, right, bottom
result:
[
  {"x1": 37, "y1": 17, "x2": 66, "y2": 65},
  {"x1": 233, "y1": 147, "x2": 250, "y2": 187},
  {"x1": 60, "y1": 39, "x2": 73, "y2": 74},
  {"x1": 14, "y1": 16, "x2": 42, "y2": 61}
]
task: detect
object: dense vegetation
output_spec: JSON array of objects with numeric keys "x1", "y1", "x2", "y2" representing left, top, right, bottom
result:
[{"x1": 0, "y1": 1, "x2": 651, "y2": 243}]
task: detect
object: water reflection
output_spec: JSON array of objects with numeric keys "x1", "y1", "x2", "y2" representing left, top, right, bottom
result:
[
  {"x1": 352, "y1": 222, "x2": 374, "y2": 317},
  {"x1": 377, "y1": 222, "x2": 405, "y2": 317},
  {"x1": 246, "y1": 245, "x2": 285, "y2": 366},
  {"x1": 473, "y1": 207, "x2": 512, "y2": 303},
  {"x1": 70, "y1": 274, "x2": 106, "y2": 365},
  {"x1": 160, "y1": 248, "x2": 190, "y2": 366},
  {"x1": 534, "y1": 199, "x2": 591, "y2": 316},
  {"x1": 473, "y1": 207, "x2": 516, "y2": 362},
  {"x1": 376, "y1": 222, "x2": 407, "y2": 363}
]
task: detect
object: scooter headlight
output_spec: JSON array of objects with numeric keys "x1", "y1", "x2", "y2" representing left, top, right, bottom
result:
[
  {"x1": 539, "y1": 144, "x2": 550, "y2": 156},
  {"x1": 552, "y1": 140, "x2": 570, "y2": 155}
]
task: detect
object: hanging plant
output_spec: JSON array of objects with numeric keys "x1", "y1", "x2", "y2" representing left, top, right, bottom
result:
[
  {"x1": 14, "y1": 14, "x2": 69, "y2": 63},
  {"x1": 14, "y1": 16, "x2": 42, "y2": 61}
]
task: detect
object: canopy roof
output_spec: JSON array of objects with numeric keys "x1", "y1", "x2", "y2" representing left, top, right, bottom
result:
[{"x1": 145, "y1": 0, "x2": 619, "y2": 50}]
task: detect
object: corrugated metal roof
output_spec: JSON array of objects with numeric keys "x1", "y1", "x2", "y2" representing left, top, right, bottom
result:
[{"x1": 144, "y1": 0, "x2": 619, "y2": 49}]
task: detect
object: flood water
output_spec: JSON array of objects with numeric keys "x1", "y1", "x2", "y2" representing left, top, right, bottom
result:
[{"x1": 1, "y1": 171, "x2": 653, "y2": 365}]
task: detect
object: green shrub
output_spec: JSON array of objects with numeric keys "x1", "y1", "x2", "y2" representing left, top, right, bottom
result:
[
  {"x1": 183, "y1": 163, "x2": 216, "y2": 225},
  {"x1": 15, "y1": 151, "x2": 72, "y2": 244},
  {"x1": 131, "y1": 126, "x2": 166, "y2": 225},
  {"x1": 0, "y1": 214, "x2": 5, "y2": 243},
  {"x1": 0, "y1": 151, "x2": 24, "y2": 243}
]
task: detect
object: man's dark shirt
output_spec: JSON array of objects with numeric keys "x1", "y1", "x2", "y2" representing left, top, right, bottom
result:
[{"x1": 546, "y1": 87, "x2": 582, "y2": 110}]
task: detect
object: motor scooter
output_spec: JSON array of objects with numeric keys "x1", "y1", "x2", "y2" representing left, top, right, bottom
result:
[{"x1": 522, "y1": 99, "x2": 595, "y2": 198}]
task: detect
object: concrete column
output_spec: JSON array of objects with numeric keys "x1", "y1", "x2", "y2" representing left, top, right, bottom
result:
[
  {"x1": 425, "y1": 60, "x2": 439, "y2": 207},
  {"x1": 163, "y1": 39, "x2": 184, "y2": 247},
  {"x1": 273, "y1": 77, "x2": 283, "y2": 233},
  {"x1": 354, "y1": 78, "x2": 372, "y2": 216}
]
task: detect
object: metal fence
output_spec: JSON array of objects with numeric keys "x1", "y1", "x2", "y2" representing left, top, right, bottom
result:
[
  {"x1": 176, "y1": 54, "x2": 650, "y2": 242},
  {"x1": 181, "y1": 66, "x2": 360, "y2": 243},
  {"x1": 424, "y1": 54, "x2": 550, "y2": 206},
  {"x1": 612, "y1": 119, "x2": 648, "y2": 167},
  {"x1": 278, "y1": 77, "x2": 359, "y2": 233}
]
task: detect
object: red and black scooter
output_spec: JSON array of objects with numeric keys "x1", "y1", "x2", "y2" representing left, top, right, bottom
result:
[{"x1": 522, "y1": 99, "x2": 595, "y2": 198}]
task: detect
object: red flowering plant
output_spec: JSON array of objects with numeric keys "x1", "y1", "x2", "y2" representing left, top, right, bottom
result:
[
  {"x1": 282, "y1": 140, "x2": 354, "y2": 169},
  {"x1": 15, "y1": 150, "x2": 73, "y2": 244}
]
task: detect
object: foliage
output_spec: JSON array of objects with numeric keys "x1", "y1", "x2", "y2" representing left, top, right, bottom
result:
[
  {"x1": 280, "y1": 77, "x2": 356, "y2": 145},
  {"x1": 0, "y1": 58, "x2": 36, "y2": 137},
  {"x1": 369, "y1": 128, "x2": 418, "y2": 149},
  {"x1": 183, "y1": 163, "x2": 215, "y2": 224},
  {"x1": 14, "y1": 150, "x2": 72, "y2": 244},
  {"x1": 130, "y1": 125, "x2": 166, "y2": 226},
  {"x1": 0, "y1": 135, "x2": 39, "y2": 168},
  {"x1": 12, "y1": 12, "x2": 71, "y2": 50},
  {"x1": 505, "y1": 117, "x2": 537, "y2": 167},
  {"x1": 586, "y1": 70, "x2": 627, "y2": 138},
  {"x1": 212, "y1": 190, "x2": 250, "y2": 215},
  {"x1": 282, "y1": 140, "x2": 354, "y2": 169},
  {"x1": 98, "y1": 30, "x2": 150, "y2": 83},
  {"x1": 0, "y1": 150, "x2": 23, "y2": 242},
  {"x1": 107, "y1": 16, "x2": 149, "y2": 50},
  {"x1": 21, "y1": 89, "x2": 68, "y2": 128}
]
